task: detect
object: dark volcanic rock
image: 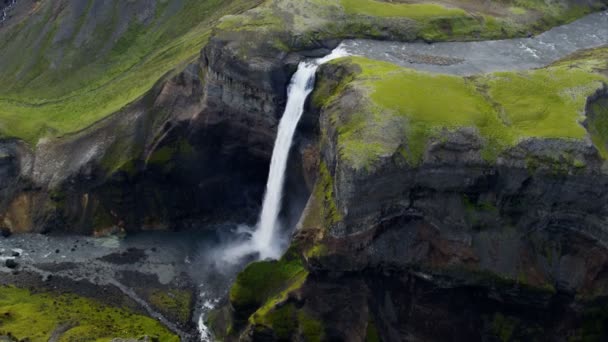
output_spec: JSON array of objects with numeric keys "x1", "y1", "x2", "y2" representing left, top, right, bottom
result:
[
  {"x1": 99, "y1": 248, "x2": 146, "y2": 265},
  {"x1": 0, "y1": 227, "x2": 10, "y2": 237},
  {"x1": 4, "y1": 258, "x2": 17, "y2": 269}
]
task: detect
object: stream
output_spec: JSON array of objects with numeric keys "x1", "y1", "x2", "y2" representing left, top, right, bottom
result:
[{"x1": 340, "y1": 11, "x2": 608, "y2": 75}]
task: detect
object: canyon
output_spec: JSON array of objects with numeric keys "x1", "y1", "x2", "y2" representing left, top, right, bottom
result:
[{"x1": 1, "y1": 0, "x2": 608, "y2": 341}]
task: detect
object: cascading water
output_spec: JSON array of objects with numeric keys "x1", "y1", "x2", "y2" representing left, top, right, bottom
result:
[
  {"x1": 251, "y1": 47, "x2": 348, "y2": 259},
  {"x1": 218, "y1": 46, "x2": 349, "y2": 264}
]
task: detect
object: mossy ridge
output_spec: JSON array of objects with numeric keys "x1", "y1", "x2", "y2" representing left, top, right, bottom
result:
[
  {"x1": 0, "y1": 285, "x2": 178, "y2": 342},
  {"x1": 326, "y1": 52, "x2": 607, "y2": 170},
  {"x1": 229, "y1": 247, "x2": 308, "y2": 314},
  {"x1": 216, "y1": 0, "x2": 603, "y2": 53},
  {"x1": 225, "y1": 244, "x2": 330, "y2": 340},
  {"x1": 298, "y1": 162, "x2": 343, "y2": 259}
]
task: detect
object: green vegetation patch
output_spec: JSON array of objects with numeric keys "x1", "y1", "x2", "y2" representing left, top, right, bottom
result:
[
  {"x1": 250, "y1": 303, "x2": 325, "y2": 341},
  {"x1": 149, "y1": 289, "x2": 193, "y2": 326},
  {"x1": 340, "y1": 0, "x2": 466, "y2": 19},
  {"x1": 491, "y1": 313, "x2": 518, "y2": 342},
  {"x1": 324, "y1": 52, "x2": 607, "y2": 169},
  {"x1": 586, "y1": 97, "x2": 608, "y2": 159},
  {"x1": 0, "y1": 286, "x2": 178, "y2": 342},
  {"x1": 366, "y1": 320, "x2": 381, "y2": 342},
  {"x1": 229, "y1": 249, "x2": 308, "y2": 313}
]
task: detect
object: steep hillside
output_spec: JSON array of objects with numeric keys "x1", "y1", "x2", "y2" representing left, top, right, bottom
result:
[
  {"x1": 0, "y1": 0, "x2": 605, "y2": 144},
  {"x1": 0, "y1": 0, "x2": 261, "y2": 143}
]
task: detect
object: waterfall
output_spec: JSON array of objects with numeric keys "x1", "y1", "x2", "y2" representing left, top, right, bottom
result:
[
  {"x1": 198, "y1": 46, "x2": 348, "y2": 341},
  {"x1": 218, "y1": 46, "x2": 348, "y2": 264},
  {"x1": 251, "y1": 47, "x2": 348, "y2": 259}
]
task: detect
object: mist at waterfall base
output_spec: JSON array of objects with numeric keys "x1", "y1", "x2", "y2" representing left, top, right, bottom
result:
[{"x1": 193, "y1": 47, "x2": 348, "y2": 340}]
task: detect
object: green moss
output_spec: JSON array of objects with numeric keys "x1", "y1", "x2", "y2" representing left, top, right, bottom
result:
[
  {"x1": 49, "y1": 189, "x2": 66, "y2": 208},
  {"x1": 481, "y1": 69, "x2": 601, "y2": 140},
  {"x1": 229, "y1": 252, "x2": 307, "y2": 312},
  {"x1": 250, "y1": 304, "x2": 325, "y2": 341},
  {"x1": 147, "y1": 146, "x2": 175, "y2": 165},
  {"x1": 297, "y1": 310, "x2": 324, "y2": 342},
  {"x1": 419, "y1": 15, "x2": 519, "y2": 41},
  {"x1": 99, "y1": 135, "x2": 142, "y2": 176},
  {"x1": 327, "y1": 51, "x2": 607, "y2": 169},
  {"x1": 0, "y1": 286, "x2": 178, "y2": 342},
  {"x1": 492, "y1": 313, "x2": 518, "y2": 342},
  {"x1": 149, "y1": 289, "x2": 193, "y2": 325},
  {"x1": 586, "y1": 98, "x2": 608, "y2": 159},
  {"x1": 264, "y1": 304, "x2": 298, "y2": 339},
  {"x1": 509, "y1": 6, "x2": 528, "y2": 15},
  {"x1": 206, "y1": 306, "x2": 235, "y2": 340},
  {"x1": 305, "y1": 243, "x2": 329, "y2": 259},
  {"x1": 318, "y1": 162, "x2": 342, "y2": 225},
  {"x1": 340, "y1": 0, "x2": 467, "y2": 19},
  {"x1": 365, "y1": 320, "x2": 381, "y2": 342},
  {"x1": 217, "y1": 6, "x2": 284, "y2": 32}
]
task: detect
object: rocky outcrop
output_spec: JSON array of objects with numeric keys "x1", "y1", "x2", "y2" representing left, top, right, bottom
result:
[{"x1": 217, "y1": 58, "x2": 608, "y2": 341}]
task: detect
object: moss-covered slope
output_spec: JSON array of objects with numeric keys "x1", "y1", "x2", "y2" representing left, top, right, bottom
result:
[
  {"x1": 322, "y1": 48, "x2": 608, "y2": 170},
  {"x1": 0, "y1": 0, "x2": 262, "y2": 144},
  {"x1": 0, "y1": 286, "x2": 179, "y2": 341}
]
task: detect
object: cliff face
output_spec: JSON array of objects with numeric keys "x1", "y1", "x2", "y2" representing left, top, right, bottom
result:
[
  {"x1": 0, "y1": 17, "x2": 337, "y2": 233},
  {"x1": 0, "y1": 47, "x2": 299, "y2": 233},
  {"x1": 217, "y1": 51, "x2": 608, "y2": 341},
  {"x1": 0, "y1": 0, "x2": 292, "y2": 233}
]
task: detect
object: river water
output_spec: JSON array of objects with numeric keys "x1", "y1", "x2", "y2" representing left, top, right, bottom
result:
[{"x1": 340, "y1": 11, "x2": 608, "y2": 75}]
